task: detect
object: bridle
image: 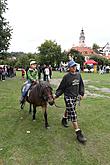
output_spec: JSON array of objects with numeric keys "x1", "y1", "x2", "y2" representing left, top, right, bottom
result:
[{"x1": 41, "y1": 85, "x2": 53, "y2": 102}]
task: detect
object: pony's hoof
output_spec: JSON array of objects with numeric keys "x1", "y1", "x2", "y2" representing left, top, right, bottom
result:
[
  {"x1": 45, "y1": 124, "x2": 50, "y2": 129},
  {"x1": 33, "y1": 119, "x2": 36, "y2": 122}
]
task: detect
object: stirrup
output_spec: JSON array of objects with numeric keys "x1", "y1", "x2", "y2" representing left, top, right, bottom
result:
[
  {"x1": 20, "y1": 103, "x2": 25, "y2": 110},
  {"x1": 20, "y1": 98, "x2": 25, "y2": 110}
]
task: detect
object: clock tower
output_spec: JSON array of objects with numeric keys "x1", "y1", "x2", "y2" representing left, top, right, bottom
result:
[{"x1": 79, "y1": 28, "x2": 85, "y2": 47}]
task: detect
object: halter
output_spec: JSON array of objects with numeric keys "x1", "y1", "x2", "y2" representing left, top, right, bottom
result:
[{"x1": 39, "y1": 83, "x2": 53, "y2": 102}]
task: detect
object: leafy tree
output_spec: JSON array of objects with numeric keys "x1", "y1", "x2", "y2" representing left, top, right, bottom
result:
[
  {"x1": 15, "y1": 55, "x2": 29, "y2": 68},
  {"x1": 10, "y1": 52, "x2": 25, "y2": 57},
  {"x1": 0, "y1": 0, "x2": 12, "y2": 55},
  {"x1": 61, "y1": 50, "x2": 68, "y2": 63},
  {"x1": 92, "y1": 43, "x2": 100, "y2": 53},
  {"x1": 90, "y1": 55, "x2": 110, "y2": 65},
  {"x1": 38, "y1": 40, "x2": 62, "y2": 67},
  {"x1": 0, "y1": 51, "x2": 10, "y2": 60},
  {"x1": 15, "y1": 53, "x2": 38, "y2": 68},
  {"x1": 69, "y1": 49, "x2": 85, "y2": 69},
  {"x1": 0, "y1": 51, "x2": 39, "y2": 68}
]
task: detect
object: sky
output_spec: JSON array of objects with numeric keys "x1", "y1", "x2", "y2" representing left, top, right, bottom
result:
[{"x1": 6, "y1": 0, "x2": 110, "y2": 53}]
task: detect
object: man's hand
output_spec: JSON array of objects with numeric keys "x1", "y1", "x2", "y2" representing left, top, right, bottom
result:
[
  {"x1": 53, "y1": 94, "x2": 57, "y2": 100},
  {"x1": 77, "y1": 95, "x2": 83, "y2": 106},
  {"x1": 79, "y1": 95, "x2": 83, "y2": 100}
]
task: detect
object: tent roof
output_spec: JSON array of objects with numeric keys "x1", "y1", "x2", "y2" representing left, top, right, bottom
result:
[{"x1": 84, "y1": 59, "x2": 98, "y2": 65}]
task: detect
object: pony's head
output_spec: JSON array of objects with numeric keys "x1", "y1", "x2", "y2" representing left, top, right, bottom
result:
[{"x1": 41, "y1": 83, "x2": 54, "y2": 106}]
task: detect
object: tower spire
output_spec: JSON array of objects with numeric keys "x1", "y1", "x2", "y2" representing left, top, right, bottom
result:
[{"x1": 79, "y1": 28, "x2": 85, "y2": 47}]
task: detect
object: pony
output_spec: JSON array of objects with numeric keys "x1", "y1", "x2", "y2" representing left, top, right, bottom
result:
[{"x1": 26, "y1": 81, "x2": 54, "y2": 128}]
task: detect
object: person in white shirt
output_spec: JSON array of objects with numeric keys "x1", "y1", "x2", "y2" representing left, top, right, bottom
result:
[{"x1": 44, "y1": 65, "x2": 50, "y2": 82}]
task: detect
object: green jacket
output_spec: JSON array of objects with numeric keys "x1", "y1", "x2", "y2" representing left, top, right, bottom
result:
[{"x1": 27, "y1": 68, "x2": 37, "y2": 82}]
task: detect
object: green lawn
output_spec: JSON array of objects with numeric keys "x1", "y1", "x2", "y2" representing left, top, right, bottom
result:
[{"x1": 0, "y1": 71, "x2": 110, "y2": 165}]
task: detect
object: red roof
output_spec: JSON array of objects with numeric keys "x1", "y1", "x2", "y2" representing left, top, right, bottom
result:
[
  {"x1": 106, "y1": 55, "x2": 110, "y2": 59},
  {"x1": 84, "y1": 60, "x2": 98, "y2": 65},
  {"x1": 72, "y1": 46, "x2": 96, "y2": 56},
  {"x1": 100, "y1": 54, "x2": 110, "y2": 59}
]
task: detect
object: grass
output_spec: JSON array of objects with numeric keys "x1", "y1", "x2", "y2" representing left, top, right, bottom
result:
[{"x1": 0, "y1": 71, "x2": 110, "y2": 165}]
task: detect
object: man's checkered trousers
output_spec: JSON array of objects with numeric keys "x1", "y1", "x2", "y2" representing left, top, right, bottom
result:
[{"x1": 64, "y1": 96, "x2": 77, "y2": 122}]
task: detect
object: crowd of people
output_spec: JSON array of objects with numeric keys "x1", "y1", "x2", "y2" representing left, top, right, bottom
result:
[
  {"x1": 0, "y1": 65, "x2": 16, "y2": 81},
  {"x1": 98, "y1": 65, "x2": 110, "y2": 74}
]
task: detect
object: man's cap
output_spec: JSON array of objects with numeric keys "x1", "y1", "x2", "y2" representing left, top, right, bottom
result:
[
  {"x1": 68, "y1": 60, "x2": 77, "y2": 68},
  {"x1": 30, "y1": 61, "x2": 36, "y2": 65}
]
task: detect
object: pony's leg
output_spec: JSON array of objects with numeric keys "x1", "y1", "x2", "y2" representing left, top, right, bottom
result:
[
  {"x1": 32, "y1": 105, "x2": 36, "y2": 121},
  {"x1": 43, "y1": 106, "x2": 49, "y2": 128},
  {"x1": 29, "y1": 103, "x2": 32, "y2": 114}
]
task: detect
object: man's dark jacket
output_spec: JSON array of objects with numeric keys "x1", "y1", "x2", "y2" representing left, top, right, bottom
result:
[{"x1": 55, "y1": 72, "x2": 84, "y2": 98}]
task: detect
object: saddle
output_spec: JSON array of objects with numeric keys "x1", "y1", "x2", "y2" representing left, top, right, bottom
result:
[{"x1": 27, "y1": 81, "x2": 38, "y2": 96}]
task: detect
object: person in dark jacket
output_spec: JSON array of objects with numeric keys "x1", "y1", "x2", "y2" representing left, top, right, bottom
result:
[
  {"x1": 54, "y1": 60, "x2": 87, "y2": 143},
  {"x1": 0, "y1": 67, "x2": 2, "y2": 80}
]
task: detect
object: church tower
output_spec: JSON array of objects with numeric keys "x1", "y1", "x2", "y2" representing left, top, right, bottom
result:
[{"x1": 79, "y1": 28, "x2": 85, "y2": 47}]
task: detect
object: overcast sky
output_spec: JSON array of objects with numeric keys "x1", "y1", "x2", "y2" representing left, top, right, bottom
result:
[{"x1": 6, "y1": 0, "x2": 110, "y2": 53}]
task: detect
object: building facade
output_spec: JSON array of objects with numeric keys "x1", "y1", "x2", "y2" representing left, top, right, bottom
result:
[{"x1": 99, "y1": 42, "x2": 110, "y2": 59}]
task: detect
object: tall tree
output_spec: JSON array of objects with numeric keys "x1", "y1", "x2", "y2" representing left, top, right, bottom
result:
[
  {"x1": 92, "y1": 43, "x2": 100, "y2": 53},
  {"x1": 61, "y1": 50, "x2": 68, "y2": 63},
  {"x1": 69, "y1": 49, "x2": 85, "y2": 69},
  {"x1": 90, "y1": 55, "x2": 110, "y2": 65},
  {"x1": 0, "y1": 0, "x2": 12, "y2": 55},
  {"x1": 38, "y1": 40, "x2": 62, "y2": 67}
]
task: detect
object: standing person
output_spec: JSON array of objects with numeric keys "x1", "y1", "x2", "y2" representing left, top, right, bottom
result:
[
  {"x1": 7, "y1": 66, "x2": 10, "y2": 77},
  {"x1": 54, "y1": 60, "x2": 87, "y2": 143},
  {"x1": 44, "y1": 65, "x2": 50, "y2": 82},
  {"x1": 25, "y1": 66, "x2": 29, "y2": 79},
  {"x1": 2, "y1": 66, "x2": 6, "y2": 81},
  {"x1": 49, "y1": 65, "x2": 52, "y2": 79},
  {"x1": 0, "y1": 67, "x2": 2, "y2": 81},
  {"x1": 37, "y1": 64, "x2": 42, "y2": 81},
  {"x1": 21, "y1": 67, "x2": 25, "y2": 80},
  {"x1": 42, "y1": 64, "x2": 46, "y2": 81},
  {"x1": 20, "y1": 61, "x2": 38, "y2": 109},
  {"x1": 13, "y1": 67, "x2": 16, "y2": 77}
]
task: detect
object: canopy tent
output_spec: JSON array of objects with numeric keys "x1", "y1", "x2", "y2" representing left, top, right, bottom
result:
[{"x1": 84, "y1": 60, "x2": 98, "y2": 65}]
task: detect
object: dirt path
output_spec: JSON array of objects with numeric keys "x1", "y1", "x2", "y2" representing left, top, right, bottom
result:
[{"x1": 50, "y1": 78, "x2": 61, "y2": 87}]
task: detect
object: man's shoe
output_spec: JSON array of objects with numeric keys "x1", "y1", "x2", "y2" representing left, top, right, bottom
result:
[
  {"x1": 76, "y1": 130, "x2": 87, "y2": 144},
  {"x1": 61, "y1": 117, "x2": 69, "y2": 127}
]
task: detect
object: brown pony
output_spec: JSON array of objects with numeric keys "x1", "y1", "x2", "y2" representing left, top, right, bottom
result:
[{"x1": 26, "y1": 81, "x2": 54, "y2": 128}]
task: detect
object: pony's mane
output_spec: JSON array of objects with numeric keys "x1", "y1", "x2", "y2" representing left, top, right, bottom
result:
[{"x1": 35, "y1": 81, "x2": 52, "y2": 98}]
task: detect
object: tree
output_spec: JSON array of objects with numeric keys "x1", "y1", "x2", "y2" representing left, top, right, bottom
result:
[
  {"x1": 37, "y1": 40, "x2": 62, "y2": 67},
  {"x1": 69, "y1": 49, "x2": 85, "y2": 69},
  {"x1": 92, "y1": 43, "x2": 100, "y2": 53},
  {"x1": 90, "y1": 55, "x2": 110, "y2": 65},
  {"x1": 60, "y1": 50, "x2": 68, "y2": 63},
  {"x1": 15, "y1": 53, "x2": 38, "y2": 68},
  {"x1": 0, "y1": 0, "x2": 12, "y2": 55}
]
